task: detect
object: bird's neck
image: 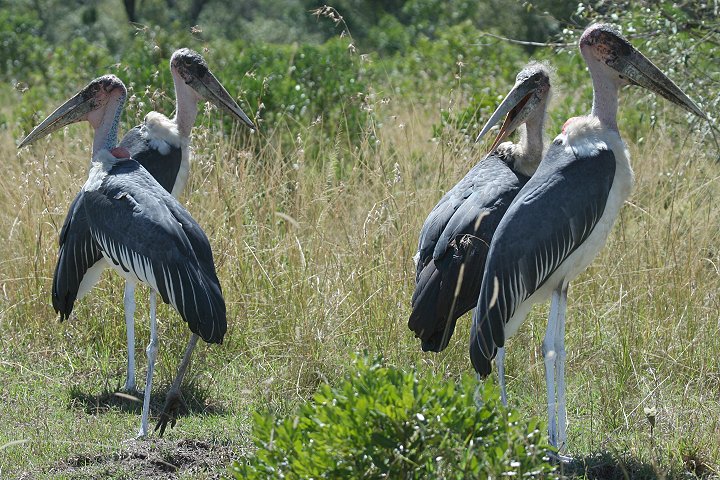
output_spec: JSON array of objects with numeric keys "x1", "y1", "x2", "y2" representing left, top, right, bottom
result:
[
  {"x1": 522, "y1": 115, "x2": 544, "y2": 158},
  {"x1": 514, "y1": 109, "x2": 545, "y2": 176},
  {"x1": 589, "y1": 70, "x2": 620, "y2": 132},
  {"x1": 85, "y1": 149, "x2": 126, "y2": 190},
  {"x1": 172, "y1": 70, "x2": 199, "y2": 138},
  {"x1": 92, "y1": 90, "x2": 126, "y2": 157}
]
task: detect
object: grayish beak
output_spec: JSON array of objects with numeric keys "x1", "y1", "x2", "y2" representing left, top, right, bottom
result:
[
  {"x1": 18, "y1": 92, "x2": 96, "y2": 148},
  {"x1": 614, "y1": 48, "x2": 707, "y2": 120},
  {"x1": 189, "y1": 70, "x2": 256, "y2": 130},
  {"x1": 476, "y1": 76, "x2": 546, "y2": 151}
]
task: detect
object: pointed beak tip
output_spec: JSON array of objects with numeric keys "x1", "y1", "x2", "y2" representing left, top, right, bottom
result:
[
  {"x1": 475, "y1": 125, "x2": 497, "y2": 144},
  {"x1": 680, "y1": 102, "x2": 707, "y2": 121},
  {"x1": 17, "y1": 135, "x2": 34, "y2": 149}
]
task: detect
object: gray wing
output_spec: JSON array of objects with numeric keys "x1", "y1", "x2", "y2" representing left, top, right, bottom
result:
[
  {"x1": 410, "y1": 155, "x2": 528, "y2": 351},
  {"x1": 470, "y1": 144, "x2": 616, "y2": 376},
  {"x1": 415, "y1": 155, "x2": 527, "y2": 276},
  {"x1": 84, "y1": 160, "x2": 226, "y2": 343},
  {"x1": 119, "y1": 125, "x2": 183, "y2": 194},
  {"x1": 52, "y1": 191, "x2": 104, "y2": 320}
]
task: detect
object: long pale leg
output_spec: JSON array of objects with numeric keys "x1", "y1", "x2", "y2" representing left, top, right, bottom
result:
[
  {"x1": 542, "y1": 287, "x2": 561, "y2": 448},
  {"x1": 497, "y1": 347, "x2": 507, "y2": 406},
  {"x1": 123, "y1": 282, "x2": 136, "y2": 392},
  {"x1": 137, "y1": 291, "x2": 158, "y2": 438},
  {"x1": 155, "y1": 333, "x2": 200, "y2": 436},
  {"x1": 555, "y1": 286, "x2": 569, "y2": 450}
]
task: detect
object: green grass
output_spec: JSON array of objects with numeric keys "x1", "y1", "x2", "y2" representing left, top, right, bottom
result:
[{"x1": 0, "y1": 76, "x2": 719, "y2": 478}]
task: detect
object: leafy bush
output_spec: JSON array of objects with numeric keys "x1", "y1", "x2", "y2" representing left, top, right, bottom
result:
[
  {"x1": 230, "y1": 356, "x2": 556, "y2": 479},
  {"x1": 9, "y1": 31, "x2": 372, "y2": 158},
  {"x1": 218, "y1": 38, "x2": 371, "y2": 141},
  {"x1": 11, "y1": 1, "x2": 712, "y2": 163},
  {"x1": 373, "y1": 20, "x2": 528, "y2": 140},
  {"x1": 0, "y1": 9, "x2": 48, "y2": 81}
]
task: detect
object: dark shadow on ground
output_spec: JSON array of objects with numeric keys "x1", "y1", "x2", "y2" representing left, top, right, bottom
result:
[
  {"x1": 49, "y1": 437, "x2": 245, "y2": 479},
  {"x1": 557, "y1": 451, "x2": 715, "y2": 479},
  {"x1": 68, "y1": 381, "x2": 226, "y2": 418}
]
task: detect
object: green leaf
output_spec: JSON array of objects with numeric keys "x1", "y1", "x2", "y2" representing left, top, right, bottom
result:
[{"x1": 232, "y1": 355, "x2": 556, "y2": 479}]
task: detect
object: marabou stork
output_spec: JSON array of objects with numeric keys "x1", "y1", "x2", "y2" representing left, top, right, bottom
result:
[
  {"x1": 119, "y1": 48, "x2": 255, "y2": 197},
  {"x1": 470, "y1": 24, "x2": 707, "y2": 451},
  {"x1": 409, "y1": 62, "x2": 551, "y2": 404},
  {"x1": 18, "y1": 75, "x2": 227, "y2": 437},
  {"x1": 115, "y1": 48, "x2": 252, "y2": 426},
  {"x1": 20, "y1": 49, "x2": 253, "y2": 433}
]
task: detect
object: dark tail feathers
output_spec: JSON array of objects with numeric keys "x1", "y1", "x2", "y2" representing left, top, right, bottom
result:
[{"x1": 408, "y1": 235, "x2": 487, "y2": 352}]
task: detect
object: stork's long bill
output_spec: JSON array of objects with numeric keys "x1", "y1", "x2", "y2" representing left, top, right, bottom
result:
[
  {"x1": 580, "y1": 24, "x2": 706, "y2": 121},
  {"x1": 476, "y1": 64, "x2": 552, "y2": 152},
  {"x1": 171, "y1": 48, "x2": 256, "y2": 130}
]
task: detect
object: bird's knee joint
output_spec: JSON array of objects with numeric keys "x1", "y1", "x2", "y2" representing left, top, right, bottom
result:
[
  {"x1": 543, "y1": 347, "x2": 556, "y2": 363},
  {"x1": 542, "y1": 341, "x2": 555, "y2": 359}
]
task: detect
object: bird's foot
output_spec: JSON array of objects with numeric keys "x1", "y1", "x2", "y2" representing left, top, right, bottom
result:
[
  {"x1": 123, "y1": 377, "x2": 137, "y2": 392},
  {"x1": 136, "y1": 425, "x2": 149, "y2": 439},
  {"x1": 155, "y1": 390, "x2": 184, "y2": 436},
  {"x1": 547, "y1": 450, "x2": 573, "y2": 464}
]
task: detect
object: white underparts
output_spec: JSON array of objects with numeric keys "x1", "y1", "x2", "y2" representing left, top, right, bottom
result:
[
  {"x1": 412, "y1": 251, "x2": 420, "y2": 269},
  {"x1": 145, "y1": 112, "x2": 183, "y2": 149},
  {"x1": 144, "y1": 111, "x2": 191, "y2": 198},
  {"x1": 82, "y1": 154, "x2": 113, "y2": 192},
  {"x1": 558, "y1": 118, "x2": 633, "y2": 202},
  {"x1": 171, "y1": 146, "x2": 192, "y2": 198},
  {"x1": 76, "y1": 259, "x2": 108, "y2": 300}
]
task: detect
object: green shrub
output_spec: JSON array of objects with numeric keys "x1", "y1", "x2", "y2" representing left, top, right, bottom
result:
[
  {"x1": 0, "y1": 9, "x2": 48, "y2": 81},
  {"x1": 374, "y1": 21, "x2": 527, "y2": 141},
  {"x1": 10, "y1": 33, "x2": 372, "y2": 158},
  {"x1": 218, "y1": 38, "x2": 371, "y2": 141},
  {"x1": 230, "y1": 356, "x2": 556, "y2": 479}
]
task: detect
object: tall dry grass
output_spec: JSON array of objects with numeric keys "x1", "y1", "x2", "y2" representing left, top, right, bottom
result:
[{"x1": 0, "y1": 84, "x2": 718, "y2": 474}]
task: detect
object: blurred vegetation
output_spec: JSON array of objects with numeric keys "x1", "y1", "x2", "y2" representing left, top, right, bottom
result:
[{"x1": 2, "y1": 0, "x2": 717, "y2": 160}]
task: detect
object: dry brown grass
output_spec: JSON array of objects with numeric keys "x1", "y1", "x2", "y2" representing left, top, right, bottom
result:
[{"x1": 0, "y1": 89, "x2": 718, "y2": 477}]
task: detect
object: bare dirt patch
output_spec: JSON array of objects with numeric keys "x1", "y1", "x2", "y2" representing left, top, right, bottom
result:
[{"x1": 44, "y1": 438, "x2": 245, "y2": 479}]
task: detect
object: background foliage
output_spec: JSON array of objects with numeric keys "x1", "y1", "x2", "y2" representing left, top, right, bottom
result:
[{"x1": 1, "y1": 0, "x2": 717, "y2": 155}]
